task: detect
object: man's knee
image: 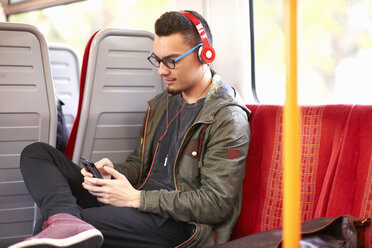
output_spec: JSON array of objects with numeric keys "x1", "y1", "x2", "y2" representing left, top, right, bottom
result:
[
  {"x1": 20, "y1": 142, "x2": 54, "y2": 168},
  {"x1": 21, "y1": 142, "x2": 49, "y2": 157}
]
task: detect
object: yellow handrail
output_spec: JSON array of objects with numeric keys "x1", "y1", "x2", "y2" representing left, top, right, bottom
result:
[{"x1": 283, "y1": 0, "x2": 301, "y2": 247}]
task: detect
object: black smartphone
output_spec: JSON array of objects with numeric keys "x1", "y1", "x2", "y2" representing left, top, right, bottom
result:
[{"x1": 80, "y1": 157, "x2": 103, "y2": 179}]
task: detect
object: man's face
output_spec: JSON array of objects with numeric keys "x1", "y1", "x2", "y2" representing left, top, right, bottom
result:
[{"x1": 153, "y1": 33, "x2": 204, "y2": 95}]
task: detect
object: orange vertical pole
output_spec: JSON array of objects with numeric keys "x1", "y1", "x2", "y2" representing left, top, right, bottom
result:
[{"x1": 283, "y1": 0, "x2": 301, "y2": 247}]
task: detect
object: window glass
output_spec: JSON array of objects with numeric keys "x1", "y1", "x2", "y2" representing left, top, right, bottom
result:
[
  {"x1": 254, "y1": 0, "x2": 284, "y2": 104},
  {"x1": 255, "y1": 0, "x2": 372, "y2": 104},
  {"x1": 8, "y1": 0, "x2": 176, "y2": 57}
]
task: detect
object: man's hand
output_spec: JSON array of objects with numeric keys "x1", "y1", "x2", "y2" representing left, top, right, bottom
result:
[
  {"x1": 81, "y1": 158, "x2": 114, "y2": 180},
  {"x1": 82, "y1": 166, "x2": 141, "y2": 208}
]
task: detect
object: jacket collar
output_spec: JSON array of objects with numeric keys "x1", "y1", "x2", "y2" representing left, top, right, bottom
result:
[
  {"x1": 195, "y1": 72, "x2": 250, "y2": 123},
  {"x1": 149, "y1": 72, "x2": 250, "y2": 124}
]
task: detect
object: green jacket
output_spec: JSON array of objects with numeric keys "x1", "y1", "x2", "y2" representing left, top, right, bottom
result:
[{"x1": 114, "y1": 73, "x2": 250, "y2": 247}]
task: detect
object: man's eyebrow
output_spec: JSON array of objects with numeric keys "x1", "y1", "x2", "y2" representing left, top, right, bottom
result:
[{"x1": 153, "y1": 52, "x2": 180, "y2": 59}]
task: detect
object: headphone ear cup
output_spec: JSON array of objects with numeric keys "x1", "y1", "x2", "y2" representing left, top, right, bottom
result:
[
  {"x1": 198, "y1": 45, "x2": 216, "y2": 64},
  {"x1": 197, "y1": 46, "x2": 206, "y2": 64}
]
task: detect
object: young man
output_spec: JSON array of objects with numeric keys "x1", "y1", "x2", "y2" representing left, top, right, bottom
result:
[{"x1": 10, "y1": 10, "x2": 250, "y2": 248}]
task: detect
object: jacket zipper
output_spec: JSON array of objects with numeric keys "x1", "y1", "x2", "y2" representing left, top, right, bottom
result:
[
  {"x1": 138, "y1": 101, "x2": 151, "y2": 185},
  {"x1": 173, "y1": 121, "x2": 212, "y2": 190}
]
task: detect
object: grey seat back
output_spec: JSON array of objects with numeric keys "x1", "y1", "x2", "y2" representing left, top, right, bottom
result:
[
  {"x1": 49, "y1": 43, "x2": 80, "y2": 133},
  {"x1": 0, "y1": 22, "x2": 56, "y2": 246},
  {"x1": 72, "y1": 28, "x2": 163, "y2": 164}
]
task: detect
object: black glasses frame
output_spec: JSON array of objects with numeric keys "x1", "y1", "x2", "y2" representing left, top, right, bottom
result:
[
  {"x1": 147, "y1": 43, "x2": 202, "y2": 70},
  {"x1": 147, "y1": 53, "x2": 176, "y2": 69}
]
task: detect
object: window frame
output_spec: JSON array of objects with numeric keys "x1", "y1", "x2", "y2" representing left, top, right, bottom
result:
[
  {"x1": 2, "y1": 0, "x2": 83, "y2": 15},
  {"x1": 249, "y1": 0, "x2": 259, "y2": 103}
]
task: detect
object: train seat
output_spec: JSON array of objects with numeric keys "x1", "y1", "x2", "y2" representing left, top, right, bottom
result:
[
  {"x1": 231, "y1": 104, "x2": 354, "y2": 240},
  {"x1": 64, "y1": 30, "x2": 99, "y2": 161},
  {"x1": 0, "y1": 22, "x2": 57, "y2": 247},
  {"x1": 315, "y1": 105, "x2": 372, "y2": 246},
  {"x1": 64, "y1": 28, "x2": 163, "y2": 164},
  {"x1": 49, "y1": 43, "x2": 80, "y2": 133}
]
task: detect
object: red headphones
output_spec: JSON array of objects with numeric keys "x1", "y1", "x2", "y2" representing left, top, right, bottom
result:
[{"x1": 180, "y1": 11, "x2": 216, "y2": 64}]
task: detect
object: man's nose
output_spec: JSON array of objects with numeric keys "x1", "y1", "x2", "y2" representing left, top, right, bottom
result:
[{"x1": 157, "y1": 62, "x2": 170, "y2": 75}]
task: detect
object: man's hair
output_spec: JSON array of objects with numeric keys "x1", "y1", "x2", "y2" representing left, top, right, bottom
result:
[{"x1": 154, "y1": 10, "x2": 213, "y2": 48}]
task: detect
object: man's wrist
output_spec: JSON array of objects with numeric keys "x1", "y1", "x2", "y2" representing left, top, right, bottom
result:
[{"x1": 132, "y1": 190, "x2": 141, "y2": 208}]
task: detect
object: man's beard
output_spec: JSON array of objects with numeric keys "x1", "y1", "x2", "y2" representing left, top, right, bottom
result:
[{"x1": 166, "y1": 86, "x2": 181, "y2": 95}]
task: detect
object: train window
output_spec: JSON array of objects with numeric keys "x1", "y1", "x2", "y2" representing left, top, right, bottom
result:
[
  {"x1": 7, "y1": 0, "x2": 176, "y2": 57},
  {"x1": 254, "y1": 0, "x2": 372, "y2": 105}
]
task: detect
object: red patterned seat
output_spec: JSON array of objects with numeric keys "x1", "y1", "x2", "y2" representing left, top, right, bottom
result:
[
  {"x1": 316, "y1": 105, "x2": 372, "y2": 246},
  {"x1": 231, "y1": 104, "x2": 354, "y2": 240}
]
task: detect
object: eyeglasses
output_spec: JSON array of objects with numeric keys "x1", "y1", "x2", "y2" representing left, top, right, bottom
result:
[{"x1": 147, "y1": 43, "x2": 202, "y2": 69}]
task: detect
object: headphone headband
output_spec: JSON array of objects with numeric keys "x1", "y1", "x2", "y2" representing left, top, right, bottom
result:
[{"x1": 180, "y1": 11, "x2": 216, "y2": 64}]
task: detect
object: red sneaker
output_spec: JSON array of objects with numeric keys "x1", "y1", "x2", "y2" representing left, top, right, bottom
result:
[{"x1": 9, "y1": 213, "x2": 103, "y2": 248}]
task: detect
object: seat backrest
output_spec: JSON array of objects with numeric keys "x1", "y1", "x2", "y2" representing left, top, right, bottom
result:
[
  {"x1": 318, "y1": 105, "x2": 372, "y2": 246},
  {"x1": 0, "y1": 22, "x2": 56, "y2": 246},
  {"x1": 49, "y1": 43, "x2": 80, "y2": 133},
  {"x1": 66, "y1": 28, "x2": 163, "y2": 164},
  {"x1": 231, "y1": 104, "x2": 353, "y2": 240}
]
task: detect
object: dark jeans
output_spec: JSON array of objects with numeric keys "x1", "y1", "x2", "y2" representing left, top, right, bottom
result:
[{"x1": 20, "y1": 142, "x2": 193, "y2": 248}]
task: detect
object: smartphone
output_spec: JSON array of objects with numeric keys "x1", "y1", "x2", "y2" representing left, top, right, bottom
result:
[{"x1": 80, "y1": 157, "x2": 103, "y2": 179}]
